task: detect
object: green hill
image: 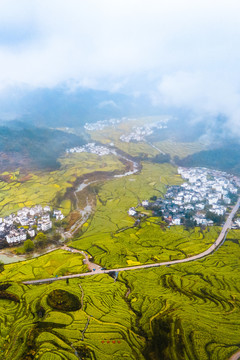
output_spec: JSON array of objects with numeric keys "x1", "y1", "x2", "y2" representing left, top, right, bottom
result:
[
  {"x1": 0, "y1": 122, "x2": 88, "y2": 170},
  {"x1": 175, "y1": 144, "x2": 240, "y2": 175}
]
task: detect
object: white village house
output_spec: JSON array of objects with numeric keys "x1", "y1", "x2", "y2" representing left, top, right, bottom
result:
[
  {"x1": 1, "y1": 205, "x2": 65, "y2": 246},
  {"x1": 128, "y1": 208, "x2": 137, "y2": 216}
]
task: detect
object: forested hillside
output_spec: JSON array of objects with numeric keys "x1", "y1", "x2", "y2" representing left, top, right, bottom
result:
[
  {"x1": 175, "y1": 144, "x2": 240, "y2": 175},
  {"x1": 0, "y1": 122, "x2": 87, "y2": 169}
]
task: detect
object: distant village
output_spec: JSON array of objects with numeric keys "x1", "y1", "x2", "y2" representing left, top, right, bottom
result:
[
  {"x1": 128, "y1": 167, "x2": 240, "y2": 228},
  {"x1": 120, "y1": 120, "x2": 168, "y2": 143},
  {"x1": 0, "y1": 205, "x2": 64, "y2": 247},
  {"x1": 84, "y1": 116, "x2": 169, "y2": 144},
  {"x1": 66, "y1": 142, "x2": 115, "y2": 156},
  {"x1": 84, "y1": 118, "x2": 123, "y2": 131}
]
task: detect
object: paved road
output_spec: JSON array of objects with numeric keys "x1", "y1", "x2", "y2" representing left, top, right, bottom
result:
[
  {"x1": 146, "y1": 141, "x2": 166, "y2": 154},
  {"x1": 22, "y1": 197, "x2": 240, "y2": 285}
]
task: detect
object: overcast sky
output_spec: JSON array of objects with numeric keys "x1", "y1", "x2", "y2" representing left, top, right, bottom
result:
[{"x1": 0, "y1": 0, "x2": 240, "y2": 132}]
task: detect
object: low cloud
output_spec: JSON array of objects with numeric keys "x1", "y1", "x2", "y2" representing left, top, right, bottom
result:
[
  {"x1": 0, "y1": 0, "x2": 240, "y2": 134},
  {"x1": 98, "y1": 100, "x2": 118, "y2": 109},
  {"x1": 155, "y1": 71, "x2": 240, "y2": 137}
]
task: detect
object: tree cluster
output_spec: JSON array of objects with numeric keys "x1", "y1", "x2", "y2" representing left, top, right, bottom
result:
[
  {"x1": 206, "y1": 211, "x2": 225, "y2": 225},
  {"x1": 152, "y1": 153, "x2": 171, "y2": 164}
]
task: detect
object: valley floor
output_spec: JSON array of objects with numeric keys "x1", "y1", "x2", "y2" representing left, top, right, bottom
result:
[{"x1": 0, "y1": 121, "x2": 240, "y2": 360}]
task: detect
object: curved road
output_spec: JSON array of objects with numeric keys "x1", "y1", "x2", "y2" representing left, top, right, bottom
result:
[{"x1": 23, "y1": 197, "x2": 240, "y2": 285}]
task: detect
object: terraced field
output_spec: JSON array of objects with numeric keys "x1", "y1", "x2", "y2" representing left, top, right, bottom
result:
[
  {"x1": 0, "y1": 123, "x2": 239, "y2": 359},
  {"x1": 0, "y1": 234, "x2": 240, "y2": 360},
  {"x1": 0, "y1": 153, "x2": 124, "y2": 218},
  {"x1": 73, "y1": 217, "x2": 220, "y2": 269},
  {"x1": 0, "y1": 276, "x2": 145, "y2": 360},
  {"x1": 70, "y1": 162, "x2": 180, "y2": 246},
  {"x1": 0, "y1": 249, "x2": 88, "y2": 282},
  {"x1": 70, "y1": 162, "x2": 221, "y2": 268},
  {"x1": 120, "y1": 233, "x2": 240, "y2": 360},
  {"x1": 152, "y1": 140, "x2": 206, "y2": 159}
]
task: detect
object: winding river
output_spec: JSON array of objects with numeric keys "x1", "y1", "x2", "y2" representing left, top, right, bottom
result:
[{"x1": 0, "y1": 151, "x2": 141, "y2": 263}]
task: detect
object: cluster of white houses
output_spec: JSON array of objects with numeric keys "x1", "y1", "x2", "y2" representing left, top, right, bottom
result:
[
  {"x1": 66, "y1": 143, "x2": 115, "y2": 156},
  {"x1": 0, "y1": 205, "x2": 64, "y2": 245},
  {"x1": 120, "y1": 120, "x2": 168, "y2": 143},
  {"x1": 84, "y1": 118, "x2": 122, "y2": 131},
  {"x1": 128, "y1": 167, "x2": 240, "y2": 227}
]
